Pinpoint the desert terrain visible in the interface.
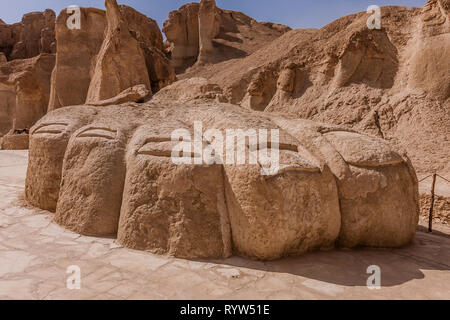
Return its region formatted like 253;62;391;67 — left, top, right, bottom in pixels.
0;0;449;300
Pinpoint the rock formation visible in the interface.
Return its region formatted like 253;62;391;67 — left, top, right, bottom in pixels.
0;0;445;260
0;10;55;61
86;84;150;107
49;2;175;111
25;96;419;260
119;5;176;93
197;0;221;65
47;8;107;111
179;1;450;177
85;0;151;104
163;3;200;73
163;0;290;72
0;54;55;149
0;21;22;60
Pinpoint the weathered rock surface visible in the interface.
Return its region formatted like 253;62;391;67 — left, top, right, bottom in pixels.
163;3;200;73
85;0;151;104
0;54;55;140
86;84;150;106
0;22;22;60
0;10;56;61
180;1;450;177
49;2;175;110
197;0;221;65
119;5;176;93
0;130;29;150
25;99;419;260
163;0;290;73
48;7;107;111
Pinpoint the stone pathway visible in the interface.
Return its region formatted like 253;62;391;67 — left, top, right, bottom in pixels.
0;150;449;300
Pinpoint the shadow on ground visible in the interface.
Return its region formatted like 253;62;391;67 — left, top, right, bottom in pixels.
204;231;450;287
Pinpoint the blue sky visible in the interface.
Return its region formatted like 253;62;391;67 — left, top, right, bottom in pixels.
1;0;427;29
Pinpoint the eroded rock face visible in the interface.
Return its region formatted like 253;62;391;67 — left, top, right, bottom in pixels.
9;10;56;61
197;0;221;65
409;0;450;101
48;8;107;111
119;5;176;93
0;54;55;143
86;84;150;106
49;2;175;110
26;100;419;260
0;22;22;60
163;0;290;72
163;3;200;72
181;1;449;177
86;0;151;104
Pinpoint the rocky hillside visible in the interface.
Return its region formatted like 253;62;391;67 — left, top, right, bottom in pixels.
179;0;450;177
0;0;448;178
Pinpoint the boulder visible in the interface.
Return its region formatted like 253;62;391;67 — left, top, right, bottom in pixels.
86;84;150;106
1;130;29;150
26;100;419;260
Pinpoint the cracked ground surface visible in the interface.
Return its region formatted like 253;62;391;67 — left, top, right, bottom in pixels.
0;150;449;300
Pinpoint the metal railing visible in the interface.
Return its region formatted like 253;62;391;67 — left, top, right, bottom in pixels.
419;173;450;232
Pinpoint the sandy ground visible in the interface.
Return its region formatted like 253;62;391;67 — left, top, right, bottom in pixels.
0;150;449;300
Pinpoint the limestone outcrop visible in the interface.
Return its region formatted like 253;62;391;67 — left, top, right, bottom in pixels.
163;3;200;73
85;0;151;104
47;8;107;111
0;54;55;148
119;5;175;93
0;10;55;61
197;0;221;65
180;1;450;177
86;84;150;106
49;2;175;110
163;0;290;72
25;99;419;260
0;22;22;60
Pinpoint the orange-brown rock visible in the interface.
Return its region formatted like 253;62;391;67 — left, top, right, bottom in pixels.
86;84;150;106
85;0;151;104
26;99;419;260
0;22;22;60
163;3;200;73
119;5;176;93
48;8;107;111
0;54;55;142
1;130;29;150
49;3;174;110
180;1;450;177
163;1;290;73
9;10;56;60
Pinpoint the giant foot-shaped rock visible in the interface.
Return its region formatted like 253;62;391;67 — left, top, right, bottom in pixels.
272;117;420;248
26;101;419;260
